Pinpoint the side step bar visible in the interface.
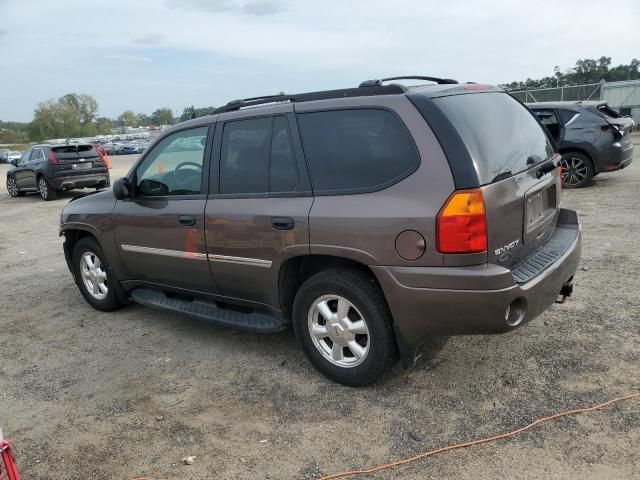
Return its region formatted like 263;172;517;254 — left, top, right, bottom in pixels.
130;288;286;333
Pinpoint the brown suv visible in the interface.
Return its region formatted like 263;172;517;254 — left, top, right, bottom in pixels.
60;76;581;385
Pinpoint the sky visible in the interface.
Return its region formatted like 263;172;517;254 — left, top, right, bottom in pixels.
0;0;639;122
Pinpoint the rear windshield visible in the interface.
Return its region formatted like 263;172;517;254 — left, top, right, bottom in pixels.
433;93;554;184
51;145;99;157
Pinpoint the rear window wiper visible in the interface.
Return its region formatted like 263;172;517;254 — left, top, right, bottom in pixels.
491;171;512;183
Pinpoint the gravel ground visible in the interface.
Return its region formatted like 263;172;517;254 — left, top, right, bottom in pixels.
1;144;639;480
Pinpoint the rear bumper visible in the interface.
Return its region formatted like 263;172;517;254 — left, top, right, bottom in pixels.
372;208;581;365
600;141;633;171
51;173;110;190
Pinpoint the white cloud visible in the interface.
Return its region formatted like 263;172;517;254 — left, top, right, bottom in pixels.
106;54;153;64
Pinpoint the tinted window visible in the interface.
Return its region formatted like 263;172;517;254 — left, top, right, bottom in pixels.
220;116;298;195
270;116;298;192
297;109;419;193
136;126;208;196
434;93;554;184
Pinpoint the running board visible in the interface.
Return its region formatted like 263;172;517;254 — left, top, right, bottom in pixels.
130;288;286;333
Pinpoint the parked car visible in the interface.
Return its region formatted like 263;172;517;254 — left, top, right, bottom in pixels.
0;150;20;164
527;101;634;187
6;144;110;200
120;144;145;155
60;77;581;385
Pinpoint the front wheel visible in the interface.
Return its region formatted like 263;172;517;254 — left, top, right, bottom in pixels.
38;176;58;201
293;268;397;386
6;176;24;197
560;152;594;188
72;237;123;311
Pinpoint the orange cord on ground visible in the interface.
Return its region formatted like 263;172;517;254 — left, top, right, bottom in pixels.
319;392;640;480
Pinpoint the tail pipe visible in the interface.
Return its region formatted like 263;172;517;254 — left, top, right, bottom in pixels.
556;277;574;304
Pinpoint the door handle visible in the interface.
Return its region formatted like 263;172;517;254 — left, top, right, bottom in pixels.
178;215;197;226
271;217;295;230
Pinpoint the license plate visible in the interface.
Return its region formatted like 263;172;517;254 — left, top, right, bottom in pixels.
525;184;556;232
72;162;92;170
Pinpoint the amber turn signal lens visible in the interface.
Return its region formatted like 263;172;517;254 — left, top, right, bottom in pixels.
436;189;487;254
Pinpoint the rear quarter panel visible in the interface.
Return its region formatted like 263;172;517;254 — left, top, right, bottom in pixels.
298;95;454;267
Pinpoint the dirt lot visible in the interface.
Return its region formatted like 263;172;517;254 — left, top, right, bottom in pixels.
1;144;639;480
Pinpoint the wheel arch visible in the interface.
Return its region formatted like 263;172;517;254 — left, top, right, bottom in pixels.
278;254;385;321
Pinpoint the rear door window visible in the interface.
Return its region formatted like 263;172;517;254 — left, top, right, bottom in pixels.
219;116;299;195
297;109;419;194
531;109;561;142
558;108;579;125
433;93;554;184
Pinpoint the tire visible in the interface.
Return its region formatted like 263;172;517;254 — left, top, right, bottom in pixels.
38;175;58;201
560;152;594;188
292;268;397;386
6;176;24;197
72;237;123;311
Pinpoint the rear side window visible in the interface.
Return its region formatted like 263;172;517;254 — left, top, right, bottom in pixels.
434;93;554;184
220;116;298;195
297;109;419;194
558;109;578;124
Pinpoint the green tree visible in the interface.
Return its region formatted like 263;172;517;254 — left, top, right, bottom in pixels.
152;107;174;126
95;117;112;134
502;57;640;91
27;93;101;141
136;113;151;127
118;110;138;127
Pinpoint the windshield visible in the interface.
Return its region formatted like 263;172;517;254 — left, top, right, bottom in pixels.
433;92;554;184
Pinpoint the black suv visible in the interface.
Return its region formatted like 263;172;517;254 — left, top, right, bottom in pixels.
527;101;634;187
6;144;110;200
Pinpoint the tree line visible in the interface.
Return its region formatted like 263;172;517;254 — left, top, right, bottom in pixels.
500;57;640;91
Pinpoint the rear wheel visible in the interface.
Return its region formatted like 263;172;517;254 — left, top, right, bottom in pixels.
292;268;397;386
560;152;593;188
6;176;24;197
38;175;58;201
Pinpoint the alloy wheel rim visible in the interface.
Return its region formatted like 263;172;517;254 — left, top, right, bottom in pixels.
80;251;108;300
7;177;18;196
307;294;370;368
39;178;48;199
560;157;588;186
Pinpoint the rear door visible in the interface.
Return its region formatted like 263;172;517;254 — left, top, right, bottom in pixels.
204;106;313;309
432;92;559;268
113;124;219;294
23;148;46;188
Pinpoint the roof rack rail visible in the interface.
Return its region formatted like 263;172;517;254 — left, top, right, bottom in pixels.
214;84;407;114
359;75;458;87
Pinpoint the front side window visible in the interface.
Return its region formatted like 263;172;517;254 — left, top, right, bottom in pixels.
219;116;298;195
135;126;209;196
297;109;419;194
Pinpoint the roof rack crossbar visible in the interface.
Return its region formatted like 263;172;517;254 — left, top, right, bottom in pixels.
214;85;407;114
359;75;459;87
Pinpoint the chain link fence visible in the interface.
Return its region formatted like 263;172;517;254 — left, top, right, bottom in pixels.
509;83;602;103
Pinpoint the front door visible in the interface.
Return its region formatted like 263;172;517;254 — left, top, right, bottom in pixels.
113;124;219;295
13;149;33;188
205;111;313;309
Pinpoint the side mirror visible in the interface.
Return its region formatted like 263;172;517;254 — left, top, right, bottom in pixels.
113;177;131;200
10;159;18;166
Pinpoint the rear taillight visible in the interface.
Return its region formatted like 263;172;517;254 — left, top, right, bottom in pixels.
437;189;487;254
48;150;58;165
